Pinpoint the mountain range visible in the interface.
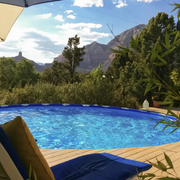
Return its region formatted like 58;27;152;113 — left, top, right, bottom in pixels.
12;24;146;72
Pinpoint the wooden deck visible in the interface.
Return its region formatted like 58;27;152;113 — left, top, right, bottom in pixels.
41;107;180;179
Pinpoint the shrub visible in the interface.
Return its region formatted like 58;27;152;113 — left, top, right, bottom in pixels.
0;80;141;109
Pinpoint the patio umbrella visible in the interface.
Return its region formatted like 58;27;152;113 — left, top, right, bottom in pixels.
0;0;61;42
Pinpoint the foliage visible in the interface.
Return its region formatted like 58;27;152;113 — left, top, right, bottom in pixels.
110;34;153;106
138;153;179;180
118;60;153;107
110;3;180;179
15;59;39;88
170;68;180;91
140;5;180;179
0;89;9;105
0;79;141;108
120;4;180;130
57;79;113;105
110;13;179;107
0;57;39;90
112;12;180;104
0;34;143;108
139;12;180;91
73;71;87;83
111;3;180;180
62;35;85;83
106;53;131;79
87;64;104;81
0;57;16;90
141;29;180;132
40;61;69;85
2;83;62;104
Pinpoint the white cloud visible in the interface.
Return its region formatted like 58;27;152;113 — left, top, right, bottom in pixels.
112;0;116;4
137;0;154;3
56;23;102;30
56;23;109;46
55;15;64;22
73;0;103;7
0;23;109;63
115;0;128;8
37;13;52;19
0;27;65;63
67;15;76;19
64;10;73;14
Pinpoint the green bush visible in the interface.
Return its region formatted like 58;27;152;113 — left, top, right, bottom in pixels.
0;80;141;108
1;83;62;105
57;79;116;105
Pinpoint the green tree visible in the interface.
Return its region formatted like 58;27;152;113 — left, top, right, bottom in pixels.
139;12;180;87
39;68;52;84
109;34;153;107
73;71;87;83
15;59;39;88
87;64;104;81
0;57;16;90
118;60;152;108
62;35;85;83
106;53;131;79
112;12;180;102
40;61;69;85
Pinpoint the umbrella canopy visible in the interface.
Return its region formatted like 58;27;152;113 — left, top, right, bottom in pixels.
0;0;61;7
0;3;23;42
0;0;61;42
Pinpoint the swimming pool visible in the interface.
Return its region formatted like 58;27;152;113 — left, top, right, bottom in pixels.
0;104;179;149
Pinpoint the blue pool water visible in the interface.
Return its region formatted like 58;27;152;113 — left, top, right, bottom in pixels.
0;104;179;149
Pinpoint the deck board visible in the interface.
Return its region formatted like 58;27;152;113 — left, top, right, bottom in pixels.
41;108;180;179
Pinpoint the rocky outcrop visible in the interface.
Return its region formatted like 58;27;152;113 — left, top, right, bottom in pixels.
12;52;46;72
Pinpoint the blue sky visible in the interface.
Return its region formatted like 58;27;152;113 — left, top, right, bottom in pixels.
0;0;179;63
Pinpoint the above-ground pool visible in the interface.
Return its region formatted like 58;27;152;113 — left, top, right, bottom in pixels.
0;104;179;149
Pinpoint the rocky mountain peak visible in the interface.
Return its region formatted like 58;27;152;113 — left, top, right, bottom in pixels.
12;52;46;72
81;24;146;71
107;24;146;49
92;41;97;45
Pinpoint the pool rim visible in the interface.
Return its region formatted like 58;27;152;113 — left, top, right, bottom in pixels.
0;103;176;120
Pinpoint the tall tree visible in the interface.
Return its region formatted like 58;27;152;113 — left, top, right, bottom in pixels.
112;12;180;102
62;35;85;83
139;12;175;57
139;12;179;86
